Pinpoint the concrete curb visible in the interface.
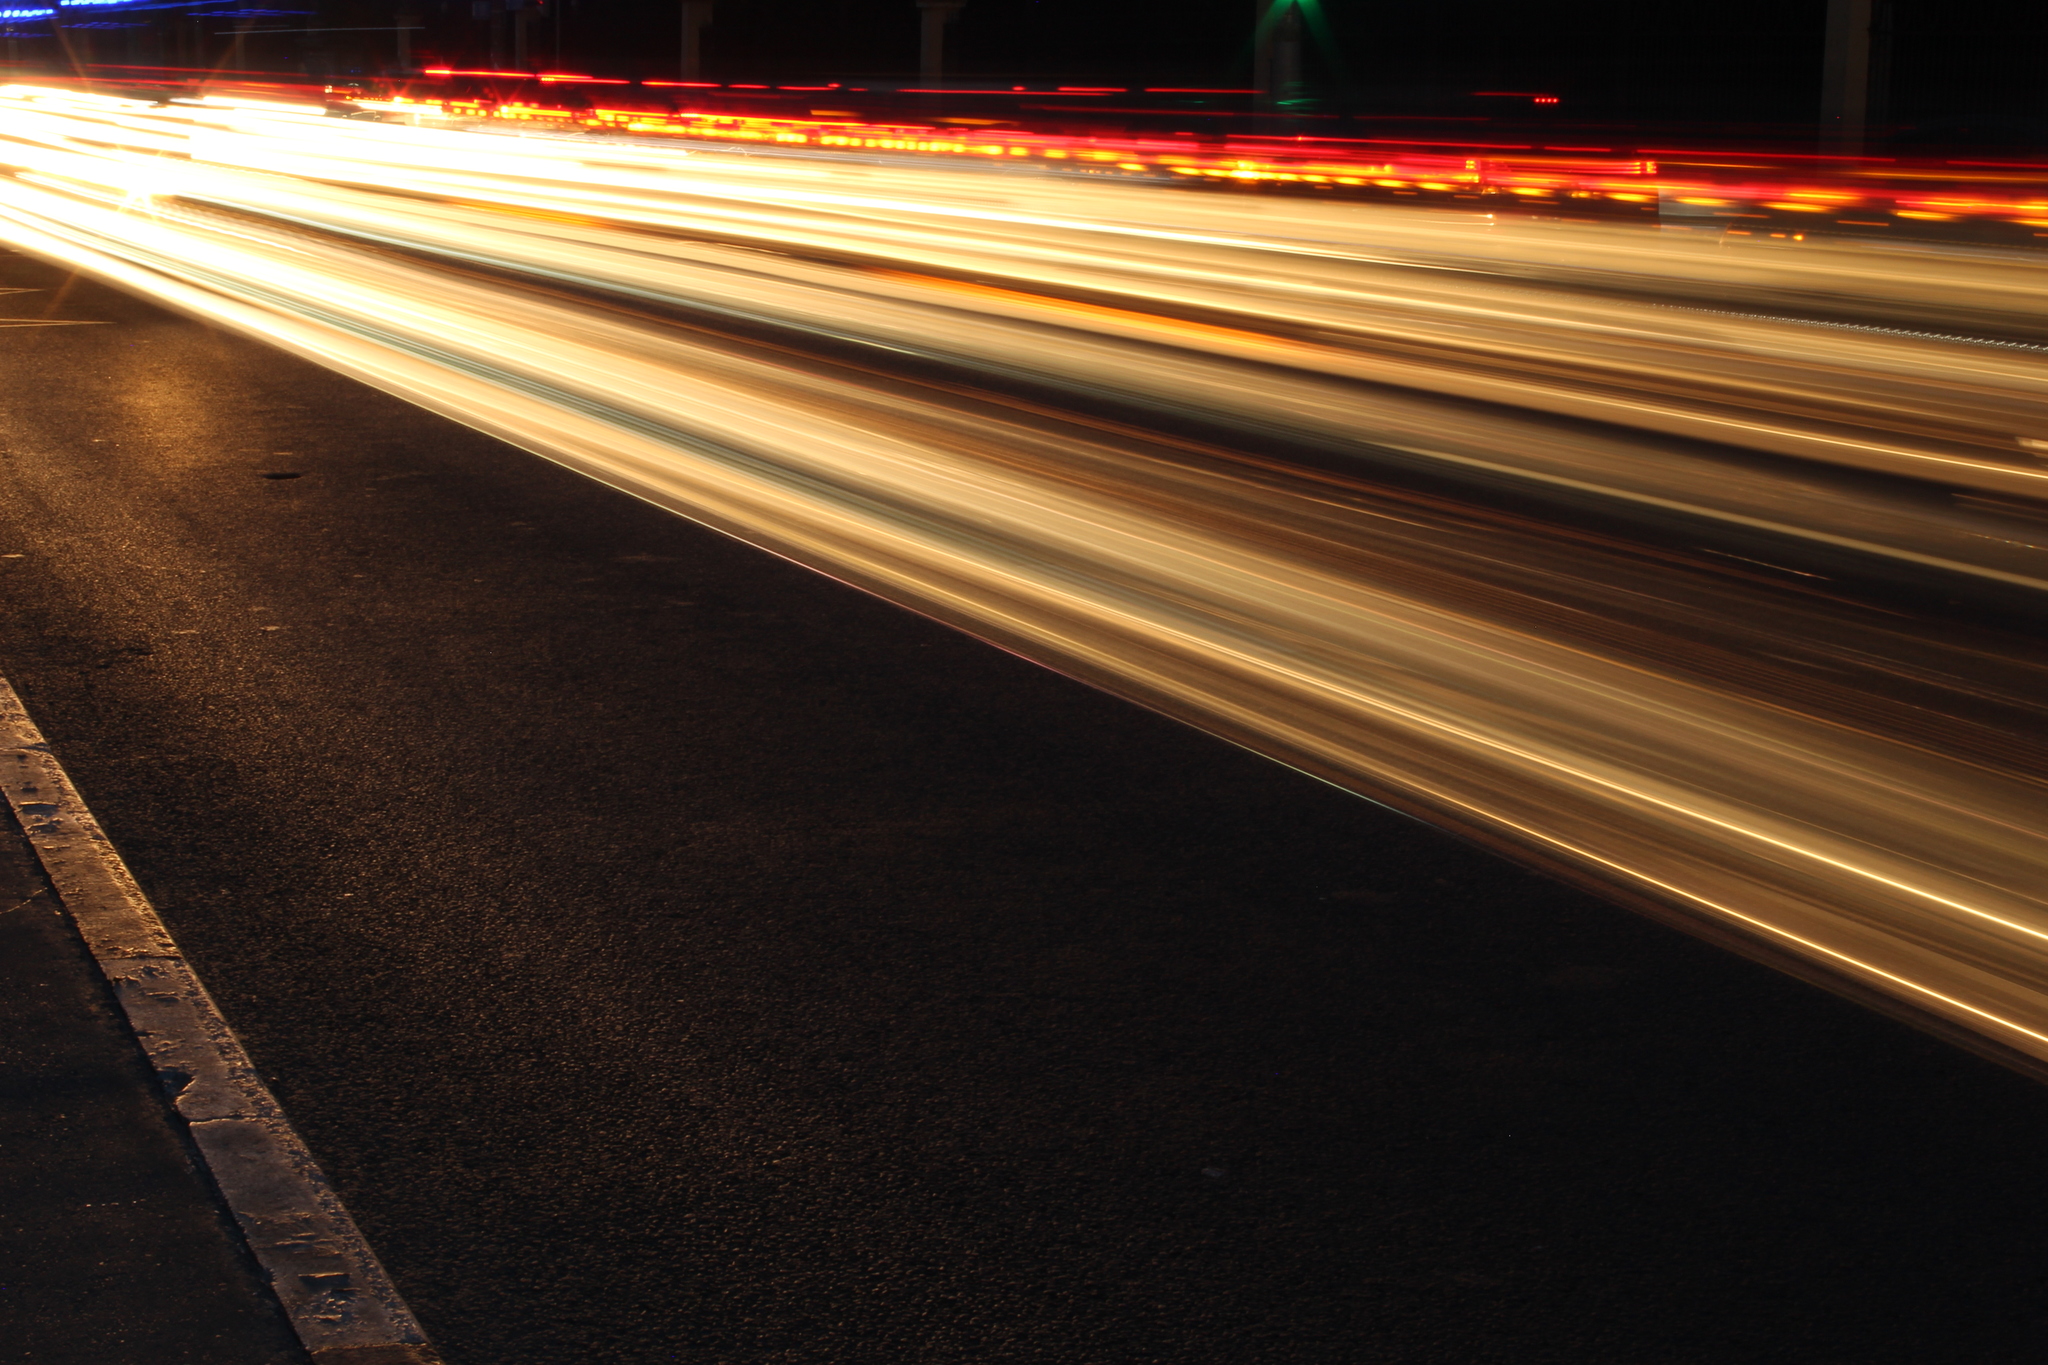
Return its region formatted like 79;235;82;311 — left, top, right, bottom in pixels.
0;675;441;1365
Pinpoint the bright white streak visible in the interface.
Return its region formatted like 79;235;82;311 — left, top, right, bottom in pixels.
4;86;2048;1066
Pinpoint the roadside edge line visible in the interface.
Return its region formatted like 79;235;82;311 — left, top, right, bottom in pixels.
0;673;442;1365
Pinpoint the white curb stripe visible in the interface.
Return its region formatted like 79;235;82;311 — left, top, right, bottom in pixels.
0;674;441;1365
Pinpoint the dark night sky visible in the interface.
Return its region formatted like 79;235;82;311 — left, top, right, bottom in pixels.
54;0;2040;134
431;0;2037;126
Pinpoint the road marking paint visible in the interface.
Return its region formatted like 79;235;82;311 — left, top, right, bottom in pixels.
0;672;442;1365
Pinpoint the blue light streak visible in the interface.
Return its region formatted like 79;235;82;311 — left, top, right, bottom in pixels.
0;1;317;22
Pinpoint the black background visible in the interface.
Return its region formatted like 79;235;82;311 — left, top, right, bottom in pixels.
372;0;2031;126
13;0;2047;131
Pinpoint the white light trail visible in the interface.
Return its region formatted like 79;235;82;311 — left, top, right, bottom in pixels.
5;84;2048;1069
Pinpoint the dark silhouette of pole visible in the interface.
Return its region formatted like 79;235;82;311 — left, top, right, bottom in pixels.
1253;0;1305;114
1253;0;1270;108
681;0;713;81
917;0;962;87
1820;0;1891;156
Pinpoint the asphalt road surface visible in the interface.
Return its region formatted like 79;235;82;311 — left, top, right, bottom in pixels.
7;247;2048;1364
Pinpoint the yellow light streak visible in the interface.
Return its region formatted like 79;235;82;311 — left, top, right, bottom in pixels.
5;85;2048;1068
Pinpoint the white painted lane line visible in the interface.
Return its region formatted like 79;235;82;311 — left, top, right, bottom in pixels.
0;673;442;1365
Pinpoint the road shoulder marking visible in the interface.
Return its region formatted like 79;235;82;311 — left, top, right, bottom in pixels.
0;673;442;1365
